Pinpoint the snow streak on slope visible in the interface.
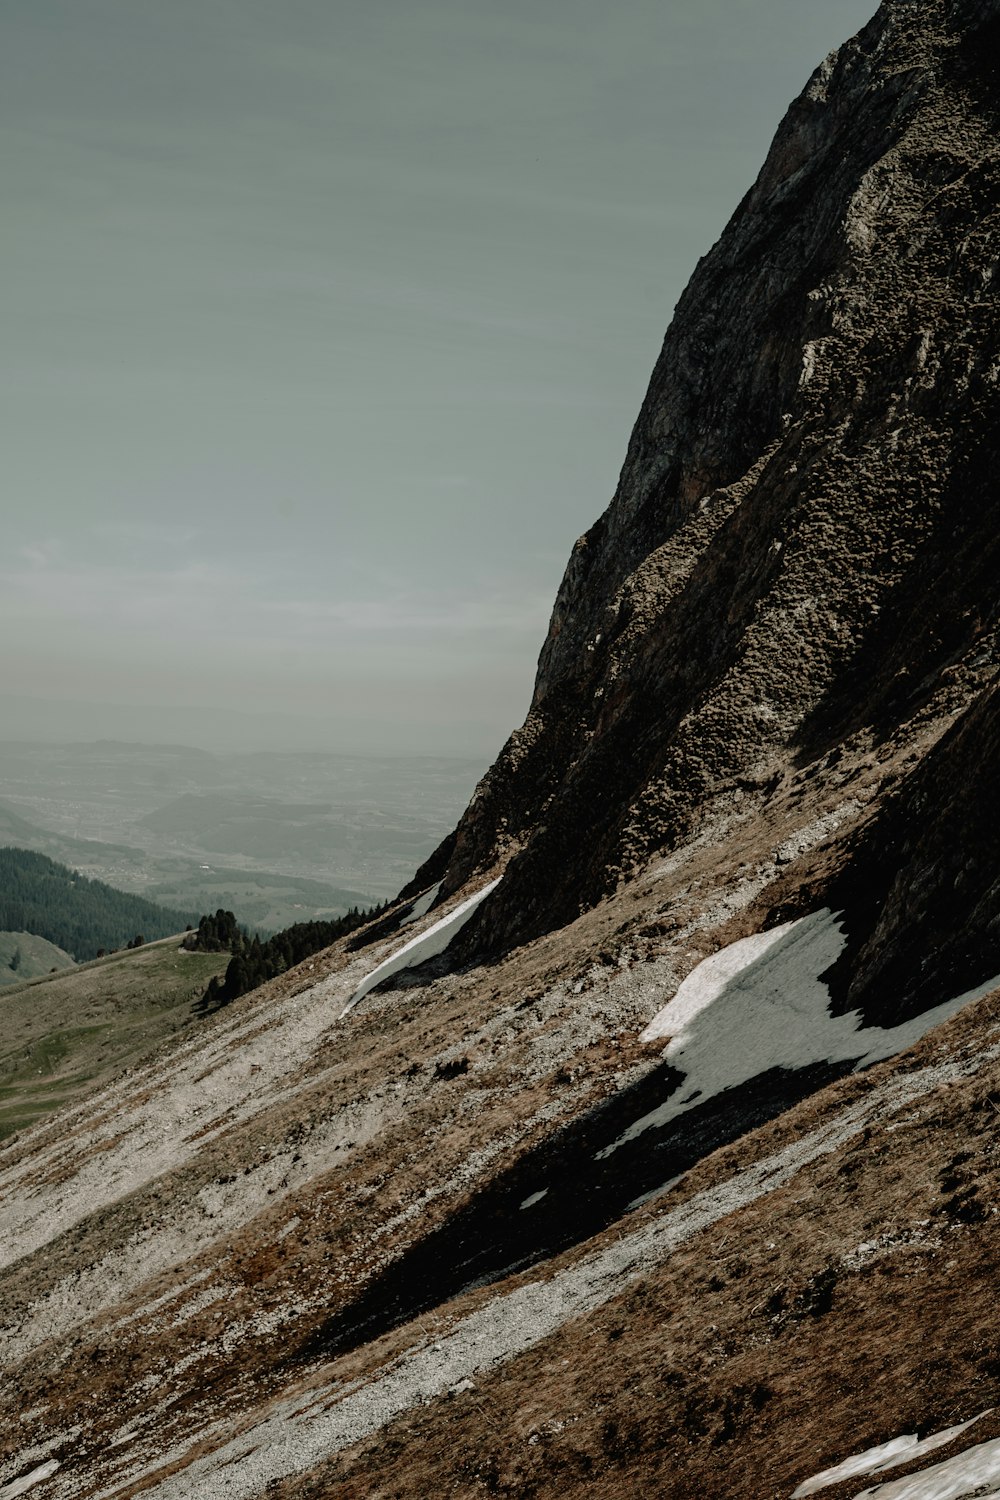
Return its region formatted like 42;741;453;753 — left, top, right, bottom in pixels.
853;1433;1000;1498
600;911;1000;1157
0;1461;61;1498
340;879;500;1016
793;1413;991;1495
400;881;442;926
71;1042;1000;1500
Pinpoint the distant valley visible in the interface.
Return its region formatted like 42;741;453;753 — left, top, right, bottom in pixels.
0;739;483;932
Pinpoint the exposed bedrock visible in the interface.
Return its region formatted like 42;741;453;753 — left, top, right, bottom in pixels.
405;0;1000;997
830;680;1000;1024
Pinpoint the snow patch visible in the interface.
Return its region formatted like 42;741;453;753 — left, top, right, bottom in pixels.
853;1431;1000;1499
401;881;442;926
0;1461;61;1497
340;880;500;1017
600;910;1000;1158
793;1412;991;1495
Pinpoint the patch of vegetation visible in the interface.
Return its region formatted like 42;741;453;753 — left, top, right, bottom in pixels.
0;847;197;960
0;939;230;1140
182;908;245;953
0;930;75;986
200;904;386;1012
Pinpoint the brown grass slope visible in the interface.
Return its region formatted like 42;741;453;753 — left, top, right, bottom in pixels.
268;993;1000;1500
4;2;1000;1498
0;726;996;1499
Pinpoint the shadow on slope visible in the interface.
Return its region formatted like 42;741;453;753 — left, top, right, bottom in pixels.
293;909;1000;1367
294;1056;849;1368
294;915;873;1366
822;683;1000;1028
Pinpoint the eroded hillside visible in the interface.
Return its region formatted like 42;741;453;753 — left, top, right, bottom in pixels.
4;2;1000;1497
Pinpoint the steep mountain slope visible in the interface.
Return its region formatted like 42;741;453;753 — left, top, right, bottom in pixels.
4;2;1000;1497
414;0;1000;1008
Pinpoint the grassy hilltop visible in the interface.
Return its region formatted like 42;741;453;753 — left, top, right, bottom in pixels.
0;929;75;986
0;938;229;1140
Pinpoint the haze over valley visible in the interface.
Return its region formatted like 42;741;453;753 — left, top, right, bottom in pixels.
0;738;483;931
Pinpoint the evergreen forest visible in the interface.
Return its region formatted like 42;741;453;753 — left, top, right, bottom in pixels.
0;847;198;961
199;904;385;1011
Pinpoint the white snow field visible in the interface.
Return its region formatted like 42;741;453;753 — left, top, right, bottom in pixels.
0;1460;61;1498
600;909;1000;1157
339;878;500;1016
793;1412;991;1495
400;881;443;926
853;1432;1000;1498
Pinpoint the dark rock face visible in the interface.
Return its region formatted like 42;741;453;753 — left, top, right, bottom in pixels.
834;681;1000;1024
423;0;1000;992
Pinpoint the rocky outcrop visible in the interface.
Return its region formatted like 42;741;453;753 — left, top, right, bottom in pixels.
425;0;1000;989
7;5;1000;1499
831;679;1000;1024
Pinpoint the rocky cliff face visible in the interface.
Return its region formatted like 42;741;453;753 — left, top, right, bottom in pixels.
419;0;1000;1009
5;3;1000;1498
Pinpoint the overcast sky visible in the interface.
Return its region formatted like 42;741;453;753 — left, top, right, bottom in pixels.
2;0;878;758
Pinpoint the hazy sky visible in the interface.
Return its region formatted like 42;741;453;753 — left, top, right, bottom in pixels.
2;0;877;758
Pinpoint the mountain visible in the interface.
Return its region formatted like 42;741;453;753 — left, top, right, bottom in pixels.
0;848;197;960
408;0;1000;1018
4;2;1000;1497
